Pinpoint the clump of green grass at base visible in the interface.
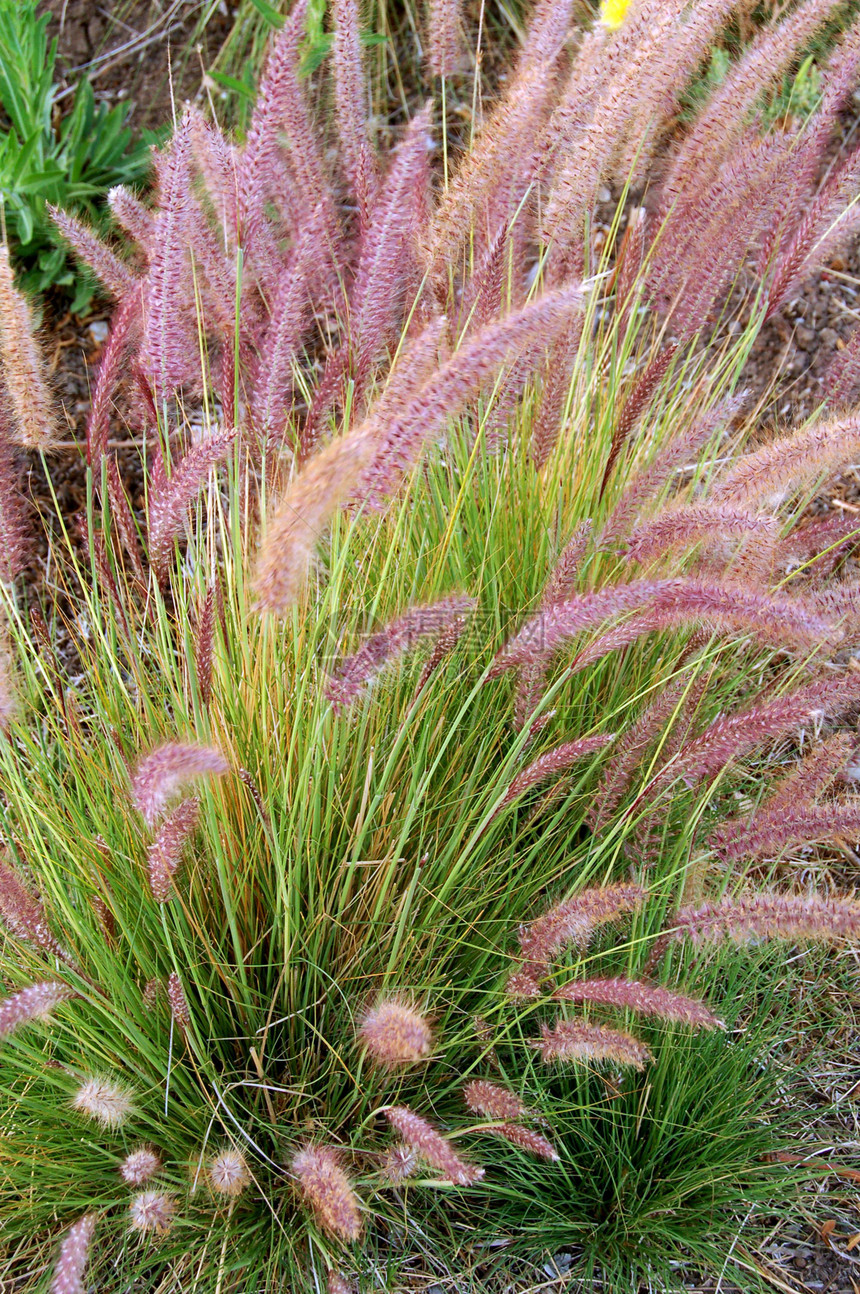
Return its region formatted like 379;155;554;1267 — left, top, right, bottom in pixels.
0;316;841;1290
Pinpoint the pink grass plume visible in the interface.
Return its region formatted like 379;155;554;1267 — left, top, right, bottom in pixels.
209;1147;250;1197
481;1123;560;1161
291;1144;363;1240
0;856;62;956
49;205;138;301
326;595;474;713
384;1106;484;1185
50;1213;96;1294
0;981;73;1038
147;797;201;902
495;734;615;815
131;741;229;828
147;427;236;582
463;1080;530;1122
121;1147;162;1186
552;977;723;1028
72;1077;134;1129
0;246;56;449
672;892;860;946
537;1017;652;1069
129;1192;176;1234
358;999;433;1068
518;882;645;963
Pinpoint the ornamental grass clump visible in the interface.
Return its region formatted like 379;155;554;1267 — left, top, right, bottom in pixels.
3;0;860;1289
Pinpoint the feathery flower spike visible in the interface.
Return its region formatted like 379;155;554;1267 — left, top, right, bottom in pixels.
519;882;645;963
0;981;73;1038
482;1123;560;1161
50;1213;96;1294
380;1143;420;1184
131;742;228;828
358;999;433;1067
384;1106;484;1185
121;1147;162;1186
538;1018;652;1069
428;0;464;76
496;734;615;814
0;856;62;956
147;797;200;902
72;1077;134;1128
463;1080;530;1122
326;595;474;713
672;893;860;945
147;428;236;581
253;430;374;613
291;1144;363;1240
0;246;56;448
167;972;190;1032
552;977;723;1028
328;1273;354;1294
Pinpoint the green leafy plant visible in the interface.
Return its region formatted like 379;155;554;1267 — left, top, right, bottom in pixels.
0;0;150;308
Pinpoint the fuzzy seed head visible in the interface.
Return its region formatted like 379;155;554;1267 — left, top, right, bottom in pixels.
72;1077;134;1128
50;1213;96;1294
131;741;228;828
380;1143;420;1184
358;999;433;1068
537;1018;652;1070
485;1122;560;1161
129;1191;176;1234
167;972;190;1031
209;1147;250;1197
291;1144;363;1240
384;1106;484;1185
327;1273;354;1294
463;1080;530;1122
0;981;73;1037
121;1147;161;1186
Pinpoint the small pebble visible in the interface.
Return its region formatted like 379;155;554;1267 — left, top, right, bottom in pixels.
87;321;109;345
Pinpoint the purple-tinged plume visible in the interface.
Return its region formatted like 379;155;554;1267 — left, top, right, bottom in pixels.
131;741;228;828
652;673;860;796
85;288;142;467
0;402;31;582
553;976;722;1028
710;798;860;865
537;1017;652;1069
384;1106;484;1185
147;427;235;582
671;893;860;945
362;285;583;504
105;454;146;588
358;999;433;1068
253;430;374;612
348;107;433;400
380;1143;420;1184
325;595;474;714
602;348;677;496
506;963;544;998
625;506;779;575
140;112;199;401
710;414;860;508
108;185;156;252
463;1080;530;1122
0;981;73;1038
490;578;839;680
167;972;190;1032
332;0;377;225
428;0;464;76
49;205;137;301
765;732;853;815
518;882;645;964
0;857;62;956
481;1123;560;1161
49;1213;96;1294
599;394;744;545
327;1272;354;1294
291;1144;363;1240
0;246;56;448
495;734;615;814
